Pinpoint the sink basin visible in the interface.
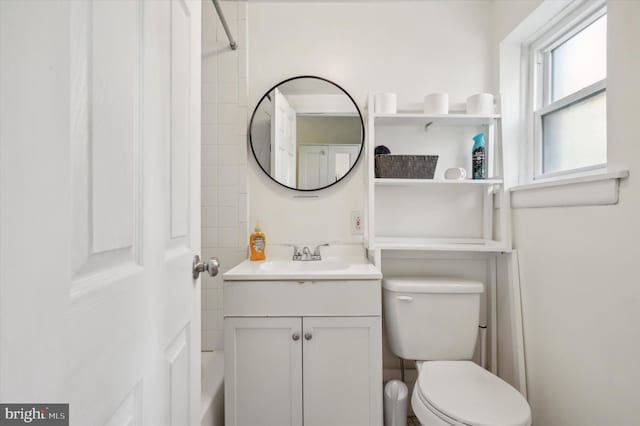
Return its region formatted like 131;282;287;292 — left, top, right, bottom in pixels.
258;259;349;273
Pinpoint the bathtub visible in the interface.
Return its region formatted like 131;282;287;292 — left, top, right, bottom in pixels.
201;351;224;426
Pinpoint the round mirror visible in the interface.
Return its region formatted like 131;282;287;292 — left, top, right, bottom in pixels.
249;76;364;191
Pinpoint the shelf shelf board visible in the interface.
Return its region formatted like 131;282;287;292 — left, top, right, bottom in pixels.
374;237;511;252
374;113;500;126
375;178;503;186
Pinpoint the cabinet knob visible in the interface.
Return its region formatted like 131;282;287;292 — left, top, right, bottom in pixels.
292;333;300;341
304;332;312;341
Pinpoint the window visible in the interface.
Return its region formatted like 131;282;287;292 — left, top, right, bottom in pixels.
530;3;607;179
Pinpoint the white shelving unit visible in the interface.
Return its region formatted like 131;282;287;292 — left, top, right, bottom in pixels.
375;178;504;186
365;94;512;255
364;98;528;394
374;113;500;126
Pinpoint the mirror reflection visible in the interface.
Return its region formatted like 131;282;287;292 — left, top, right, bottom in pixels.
249;76;364;191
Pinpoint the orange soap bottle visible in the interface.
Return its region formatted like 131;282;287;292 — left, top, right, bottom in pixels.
249;221;266;261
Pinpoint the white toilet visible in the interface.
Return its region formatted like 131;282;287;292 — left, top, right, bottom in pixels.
383;277;531;426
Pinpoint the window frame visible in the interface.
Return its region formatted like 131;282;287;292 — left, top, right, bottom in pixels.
527;0;607;181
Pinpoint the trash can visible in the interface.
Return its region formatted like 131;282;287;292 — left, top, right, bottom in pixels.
384;380;408;426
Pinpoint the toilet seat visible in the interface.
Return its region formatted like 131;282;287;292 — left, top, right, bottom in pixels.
414;361;531;426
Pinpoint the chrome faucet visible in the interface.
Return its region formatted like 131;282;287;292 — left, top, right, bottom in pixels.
291;243;329;261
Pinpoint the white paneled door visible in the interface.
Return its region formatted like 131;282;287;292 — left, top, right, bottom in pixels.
271;88;297;187
0;1;203;425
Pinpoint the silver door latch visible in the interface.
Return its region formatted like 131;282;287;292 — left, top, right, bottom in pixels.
192;255;220;279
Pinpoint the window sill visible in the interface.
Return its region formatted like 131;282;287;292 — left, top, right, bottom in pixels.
509;169;629;208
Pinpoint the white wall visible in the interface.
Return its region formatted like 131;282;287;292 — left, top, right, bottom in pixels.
248;0;494;244
497;1;640;424
201;0;249;351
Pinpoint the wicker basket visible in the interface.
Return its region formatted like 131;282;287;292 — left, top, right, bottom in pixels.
375;155;439;179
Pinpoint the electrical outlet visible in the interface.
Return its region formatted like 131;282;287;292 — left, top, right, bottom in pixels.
351;210;363;235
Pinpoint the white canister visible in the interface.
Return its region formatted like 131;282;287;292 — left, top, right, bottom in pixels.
466;93;494;115
424;93;449;115
374;93;397;114
444;167;467;180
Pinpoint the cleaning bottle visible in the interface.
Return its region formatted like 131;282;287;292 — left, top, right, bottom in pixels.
472;133;486;180
249;221;266;261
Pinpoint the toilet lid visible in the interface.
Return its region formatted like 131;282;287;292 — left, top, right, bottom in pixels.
416;361;531;426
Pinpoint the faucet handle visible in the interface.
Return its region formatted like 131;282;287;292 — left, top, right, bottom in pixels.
286;244;302;259
313;243;329;256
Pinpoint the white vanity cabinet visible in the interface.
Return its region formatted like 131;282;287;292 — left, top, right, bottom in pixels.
224;317;303;426
302;316;381;426
223;276;383;426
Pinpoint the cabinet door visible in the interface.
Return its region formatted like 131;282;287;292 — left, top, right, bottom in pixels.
225;317;303;426
303;316;383;426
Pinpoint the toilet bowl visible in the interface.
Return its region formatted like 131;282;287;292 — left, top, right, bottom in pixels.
411;361;530;426
382;277;532;426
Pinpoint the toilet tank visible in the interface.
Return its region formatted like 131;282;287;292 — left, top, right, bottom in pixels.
383;277;483;361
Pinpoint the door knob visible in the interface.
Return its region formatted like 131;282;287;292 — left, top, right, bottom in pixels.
292;332;300;341
192;255;220;279
304;332;312;341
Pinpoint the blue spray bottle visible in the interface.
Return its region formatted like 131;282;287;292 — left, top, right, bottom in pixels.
472;133;486;180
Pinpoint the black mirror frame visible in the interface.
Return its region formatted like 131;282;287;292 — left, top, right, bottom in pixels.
248;75;365;192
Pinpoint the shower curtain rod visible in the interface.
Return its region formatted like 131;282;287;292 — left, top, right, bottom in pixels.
211;0;238;50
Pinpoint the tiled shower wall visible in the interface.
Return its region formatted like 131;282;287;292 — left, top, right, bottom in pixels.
201;0;249;351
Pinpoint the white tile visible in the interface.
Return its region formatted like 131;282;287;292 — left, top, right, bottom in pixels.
209;248;247;272
217;19;238;45
202;82;217;104
202;288;220;310
201;273;223;289
218;50;239;79
219;227;238;248
218;187;239;207
202;309;220;330
202;206;218;227
239;142;248;165
238;2;247;20
237;164;248;192
202;165;218;187
219;81;238;104
238;119;247;136
208;330;224;351
238;48;248;78
219;144;242;165
238;225;248;249
218;166;239;187
201;0;217;39
236;19;247;50
202;102;217;125
217;125;237;144
217;104;233;125
200;329;219;351
202;124;217;145
202;227;219;248
238;194;248;222
202;56;217;83
202;187;218;206
238;78;248;106
202;145;218;165
219;2;238;26
223;127;247;147
219;206;238;227
218;104;244;125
